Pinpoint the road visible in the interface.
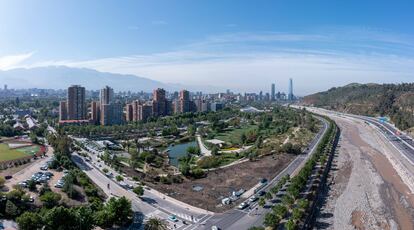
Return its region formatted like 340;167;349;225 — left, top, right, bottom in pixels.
305;107;414;230
198;116;329;230
72;150;212;230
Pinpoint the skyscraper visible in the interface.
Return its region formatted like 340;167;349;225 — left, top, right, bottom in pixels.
99;86;122;125
178;89;190;113
59;101;67;121
67;85;86;120
152;88;168;117
90;101;100;124
271;83;275;101
288;78;294;101
100;86;114;105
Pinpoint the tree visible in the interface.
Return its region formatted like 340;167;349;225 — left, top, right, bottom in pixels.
211;145;219;156
292;207;303;221
116;175;124;182
40;191;61;208
27;179;37;191
263;212;280;228
255;135;263;148
258;197;266;208
240;133;247;145
104;197;133;227
297;199;309;210
265;191;272;200
285;219;296;230
282;194;295;208
186;146;200;155
0;176;5;187
133;186;144;197
5;200;19;217
16;212;43;230
76;206;95;230
273;204;288;218
43;206;78;230
144;217;168;230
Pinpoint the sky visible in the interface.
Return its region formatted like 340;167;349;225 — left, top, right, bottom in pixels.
0;0;414;95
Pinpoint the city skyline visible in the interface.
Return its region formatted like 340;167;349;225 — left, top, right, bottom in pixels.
0;1;414;94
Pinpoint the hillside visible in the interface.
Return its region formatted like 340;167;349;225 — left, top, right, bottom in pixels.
303;83;414;131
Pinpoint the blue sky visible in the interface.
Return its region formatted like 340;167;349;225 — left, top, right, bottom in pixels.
1;0;414;94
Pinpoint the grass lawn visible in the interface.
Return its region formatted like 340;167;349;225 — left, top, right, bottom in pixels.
215;124;258;144
16;145;40;155
0;143;31;162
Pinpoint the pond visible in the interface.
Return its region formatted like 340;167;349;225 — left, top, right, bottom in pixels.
167;141;198;167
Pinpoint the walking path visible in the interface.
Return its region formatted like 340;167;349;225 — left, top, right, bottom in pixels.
196;134;211;156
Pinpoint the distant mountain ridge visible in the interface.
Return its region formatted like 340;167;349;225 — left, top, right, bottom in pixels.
0;66;220;92
302;82;414;131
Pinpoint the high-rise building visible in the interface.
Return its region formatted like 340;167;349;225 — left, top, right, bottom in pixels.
59;101;67;121
138;104;153;121
288;78;294;100
99;86;122;125
100;86;114;105
125;103;134;122
271;83;276;101
152;88;168;117
67;85;86;120
90;101;100;124
178;90;190;113
4;85;7;91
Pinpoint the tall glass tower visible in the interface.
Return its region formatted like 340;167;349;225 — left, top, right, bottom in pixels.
288;78;294;100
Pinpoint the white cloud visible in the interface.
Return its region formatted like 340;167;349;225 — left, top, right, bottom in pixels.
0;52;34;70
18;31;414;94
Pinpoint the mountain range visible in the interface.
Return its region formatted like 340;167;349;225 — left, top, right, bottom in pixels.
0;66;221;92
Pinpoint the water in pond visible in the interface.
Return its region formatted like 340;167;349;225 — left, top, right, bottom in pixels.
167;141;198;167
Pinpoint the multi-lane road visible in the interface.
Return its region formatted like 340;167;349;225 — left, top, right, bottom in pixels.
68;115;330;230
199;116;329;230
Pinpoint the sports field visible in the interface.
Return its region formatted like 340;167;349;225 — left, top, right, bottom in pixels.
0;143;33;162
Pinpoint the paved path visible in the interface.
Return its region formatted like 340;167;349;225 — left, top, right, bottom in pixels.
196;134;211;156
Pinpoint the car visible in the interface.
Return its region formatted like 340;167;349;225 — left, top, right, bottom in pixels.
168;215;178;222
249;195;258;203
18;182;28;188
260;178;268;184
44;172;54;177
258;191;266;196
105;172;113;178
54;181;64;188
237;202;248;210
211;226;220;230
4;175;12;180
40;165;48;171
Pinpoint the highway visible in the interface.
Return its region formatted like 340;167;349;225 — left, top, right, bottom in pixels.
308;108;414;166
198;116;329;230
64;116;330;230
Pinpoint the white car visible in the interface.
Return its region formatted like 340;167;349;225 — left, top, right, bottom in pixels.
237;202;248;210
249;195;258;203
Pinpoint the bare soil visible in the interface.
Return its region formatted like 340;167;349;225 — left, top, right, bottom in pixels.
121;153;296;212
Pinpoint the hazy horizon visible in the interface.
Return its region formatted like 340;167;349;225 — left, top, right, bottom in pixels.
1;0;413;95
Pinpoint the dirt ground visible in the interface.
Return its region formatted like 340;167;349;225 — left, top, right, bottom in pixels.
141;153;295;212
313;113;414;230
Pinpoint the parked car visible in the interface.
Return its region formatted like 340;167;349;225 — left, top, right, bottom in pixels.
249;195;258;203
258;191;266;196
4;175;12;180
40;165;48;171
237;202;248;210
168;215;178;222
